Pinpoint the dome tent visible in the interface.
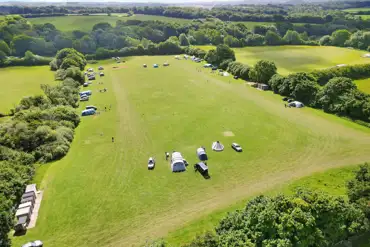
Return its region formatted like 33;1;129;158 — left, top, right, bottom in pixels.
196;147;208;161
212;141;224;152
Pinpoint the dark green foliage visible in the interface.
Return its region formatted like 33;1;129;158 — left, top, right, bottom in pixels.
0;46;85;244
188;191;369;247
264;30;283;45
347;163;370;219
0;40;10;55
269;72;319;106
245;34;265;46
204;44;235;66
249;60;277;84
283;30;303;45
184;47;206;59
331;29;351;47
311;64;370;86
227;61;251;80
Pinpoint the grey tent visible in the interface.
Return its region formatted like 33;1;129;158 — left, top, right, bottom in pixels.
171;152;186;172
288;101;304;108
196;147;208;161
212;141;224;152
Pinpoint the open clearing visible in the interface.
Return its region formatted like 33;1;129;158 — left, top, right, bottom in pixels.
28;14;192;31
355;78;370;94
234;46;370;75
12;55;370;247
0;65;54;114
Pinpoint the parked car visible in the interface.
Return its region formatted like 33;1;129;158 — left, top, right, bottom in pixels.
231;143;242;152
148;157;155;170
22;240;43;247
233;76;238;79
287;99;294;103
80;96;89;102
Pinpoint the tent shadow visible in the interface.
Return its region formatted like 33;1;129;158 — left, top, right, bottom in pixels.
13;229;27;236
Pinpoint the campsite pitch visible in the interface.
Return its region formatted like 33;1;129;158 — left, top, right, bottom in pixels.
12;55;370;247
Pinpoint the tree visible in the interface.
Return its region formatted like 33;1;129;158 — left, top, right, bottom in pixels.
212;191;369;247
245;34;265;46
288;72;319;105
331;29;351;47
0;40;10;55
319;35;332;46
53;34;73;50
0;51;6;65
264;30;283;45
249;60;277;84
283;30;303;45
92;22;113;31
11;34;34;56
179;33;189;46
347;163;370;219
204;44;235;66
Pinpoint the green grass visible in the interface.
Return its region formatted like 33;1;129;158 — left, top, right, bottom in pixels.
234;46;370;75
355;78;370;94
12;56;370;247
356;15;370;19
165;165;358;245
0;65;54;114
344;7;370;13
28;14;192;31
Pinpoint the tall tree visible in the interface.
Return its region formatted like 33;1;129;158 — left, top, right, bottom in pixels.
249;60;277;84
331;29;351;47
347;163;370;219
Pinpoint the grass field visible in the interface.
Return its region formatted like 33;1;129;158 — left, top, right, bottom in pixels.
196;45;370;75
233;46;370;75
344;7;370;12
355;78;370;94
12;55;370;247
0;65;54;114
28;14;192;31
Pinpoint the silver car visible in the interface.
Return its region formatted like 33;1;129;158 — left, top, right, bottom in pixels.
231;143;242;152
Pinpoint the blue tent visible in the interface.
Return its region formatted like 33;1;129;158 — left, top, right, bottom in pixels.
153;64;159;68
81;109;96;116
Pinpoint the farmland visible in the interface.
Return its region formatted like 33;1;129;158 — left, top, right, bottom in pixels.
28;14;192;31
0;65;54;114
12;55;370;247
343;7;370;12
196;45;370;75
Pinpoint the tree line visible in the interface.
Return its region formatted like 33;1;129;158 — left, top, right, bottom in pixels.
4;15;370;69
0;48;86;246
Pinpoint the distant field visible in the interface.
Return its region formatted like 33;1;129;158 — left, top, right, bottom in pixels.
232;21;275;29
194;45;370;75
28;14;192;31
0;66;54;114
233;46;370;75
357;15;370;19
355;78;370;94
344;7;370;12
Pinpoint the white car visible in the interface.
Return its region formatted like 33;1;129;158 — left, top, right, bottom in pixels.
148;157;155;170
231;143;242;152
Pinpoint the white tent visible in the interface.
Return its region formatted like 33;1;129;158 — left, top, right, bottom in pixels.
363;54;370;58
204;64;212;68
196;147;208;161
223;72;229;77
171;152;186;172
289;101;304;108
212;141;224;152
